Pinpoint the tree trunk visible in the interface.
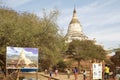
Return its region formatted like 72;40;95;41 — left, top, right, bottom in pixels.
77;60;81;73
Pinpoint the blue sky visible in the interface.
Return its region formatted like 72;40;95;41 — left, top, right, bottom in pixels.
1;0;120;50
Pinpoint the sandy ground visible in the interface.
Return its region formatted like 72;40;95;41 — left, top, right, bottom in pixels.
19;72;115;80
19;72;88;80
0;72;115;80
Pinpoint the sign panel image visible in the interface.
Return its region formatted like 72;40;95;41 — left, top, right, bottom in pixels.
6;47;38;70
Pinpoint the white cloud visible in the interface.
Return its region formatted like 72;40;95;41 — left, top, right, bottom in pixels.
24;50;38;57
89;31;120;41
7;47;38;57
77;0;120;28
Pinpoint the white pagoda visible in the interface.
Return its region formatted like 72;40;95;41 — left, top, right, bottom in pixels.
65;8;88;43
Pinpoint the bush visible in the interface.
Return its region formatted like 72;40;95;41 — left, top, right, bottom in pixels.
57;60;67;72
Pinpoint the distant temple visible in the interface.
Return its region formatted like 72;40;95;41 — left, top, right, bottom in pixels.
17;50;33;67
65;8;88;43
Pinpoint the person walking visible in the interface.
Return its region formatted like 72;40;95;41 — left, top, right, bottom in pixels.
44;69;48;74
55;68;58;77
104;64;110;80
48;70;52;80
66;68;71;79
83;70;86;80
73;67;78;80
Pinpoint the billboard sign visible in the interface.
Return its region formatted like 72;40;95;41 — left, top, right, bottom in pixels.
6;47;38;70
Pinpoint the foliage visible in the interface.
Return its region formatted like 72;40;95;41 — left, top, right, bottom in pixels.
66;40;107;71
113;48;120;52
67;40;107;60
111;51;120;67
0;7;65;71
57;60;67;72
0;54;5;75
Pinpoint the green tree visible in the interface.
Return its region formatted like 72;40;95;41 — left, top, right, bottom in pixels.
66;40;107;71
111;50;120;67
0;7;64;71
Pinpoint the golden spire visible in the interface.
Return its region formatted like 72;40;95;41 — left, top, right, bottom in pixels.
73;4;76;13
70;6;80;24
